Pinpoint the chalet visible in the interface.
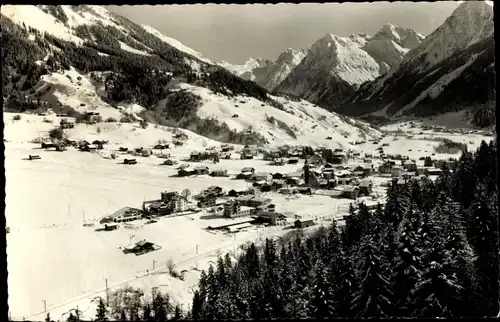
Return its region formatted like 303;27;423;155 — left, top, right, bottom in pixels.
263;150;282;161
178;168;196;177
272;158;286;166
55;143;67;152
119;147;128;152
41;142;56;149
358;179;373;196
241;167;256;174
391;166;404;177
260;184;272;192
194;166;210;175
286;177;301;186
272;172;286;180
331;152;347;164
278;187;294;195
294;219;315;229
197;194;217;208
353;164;373;176
190;152;201;161
342;186;360;199
210;169;228;177
425;168;443;176
227;189;242;197
124;240;159;255
240;150;254;160
402;160;418;172
288;157;299;164
162;159;178;166
235;196;272;208
403;172;418;180
378;161;395;174
124;159;137;165
296;187;312;195
255;203;276;214
252;172;272;182
255;212;287;226
271;180;285;190
103;223;119;231
309;154;323;166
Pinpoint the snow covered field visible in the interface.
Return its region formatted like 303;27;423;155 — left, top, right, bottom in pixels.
5;112;493;320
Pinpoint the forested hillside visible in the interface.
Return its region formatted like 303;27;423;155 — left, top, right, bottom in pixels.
1;7;298;145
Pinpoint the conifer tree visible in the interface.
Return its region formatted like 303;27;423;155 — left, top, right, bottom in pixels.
468;184;500;316
351;237;394;318
95;298;108;321
171;305;182;320
410;260;464;318
45;312;51;322
452;150;477;208
142;304;153;321
384;182;410;227
309;263;335;319
392;210;423;316
191;291;203;320
67;312;76;322
152;292;168;322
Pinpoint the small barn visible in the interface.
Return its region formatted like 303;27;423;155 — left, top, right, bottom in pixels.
178;168;196;177
342;186;360;200
294;219;315;229
210;169;228;177
252;173;272;182
194;166;210;175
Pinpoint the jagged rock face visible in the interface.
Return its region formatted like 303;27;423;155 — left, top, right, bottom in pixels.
261;48;307;91
217;49;307;91
339;1;494;123
274;24;424;109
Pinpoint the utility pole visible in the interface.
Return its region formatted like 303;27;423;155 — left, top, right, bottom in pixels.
196;244;199;255
105;278;109;306
42;300;46;313
82;210;85;224
153;260;156;270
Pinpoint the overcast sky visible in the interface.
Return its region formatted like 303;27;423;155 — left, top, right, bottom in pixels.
108;2;461;64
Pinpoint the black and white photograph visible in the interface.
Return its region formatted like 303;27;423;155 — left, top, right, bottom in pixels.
2;1;497;320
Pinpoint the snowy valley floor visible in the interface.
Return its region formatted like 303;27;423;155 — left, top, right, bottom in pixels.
4;114;494;320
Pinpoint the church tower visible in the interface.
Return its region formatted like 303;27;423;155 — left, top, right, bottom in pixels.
303;157;310;185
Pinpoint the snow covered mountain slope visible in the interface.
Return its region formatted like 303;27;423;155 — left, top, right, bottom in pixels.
165;82;380;148
2;5;380;148
217;48;307;91
274;25;423;110
339;1;495;127
218;58;274;83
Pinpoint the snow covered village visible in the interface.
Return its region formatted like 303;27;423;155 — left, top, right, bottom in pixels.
2;2;497;321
